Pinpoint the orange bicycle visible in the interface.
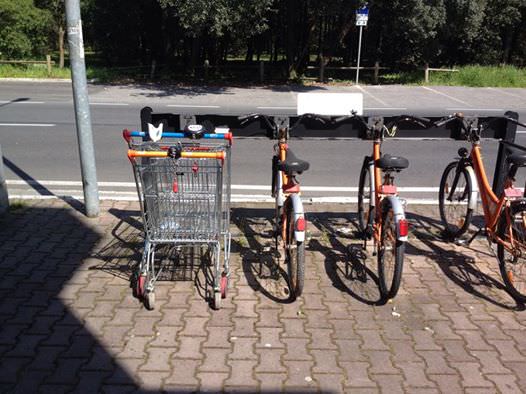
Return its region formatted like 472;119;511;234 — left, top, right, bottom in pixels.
335;113;429;299
437;113;526;302
237;113;328;300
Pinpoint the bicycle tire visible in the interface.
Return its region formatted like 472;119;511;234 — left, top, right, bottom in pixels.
497;200;526;302
439;161;473;238
378;199;404;299
286;202;305;300
358;159;373;234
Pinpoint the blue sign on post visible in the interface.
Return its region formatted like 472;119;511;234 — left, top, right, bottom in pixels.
356;6;369;26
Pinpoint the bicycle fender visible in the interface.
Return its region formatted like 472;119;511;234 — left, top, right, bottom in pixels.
384;196;408;242
464;165;479;211
289;193;306;242
368;159;376;209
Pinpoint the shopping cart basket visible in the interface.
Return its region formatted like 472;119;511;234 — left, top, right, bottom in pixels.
124;127;232;310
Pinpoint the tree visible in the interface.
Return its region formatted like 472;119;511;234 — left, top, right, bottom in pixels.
35;0;65;68
0;0;52;59
370;0;446;68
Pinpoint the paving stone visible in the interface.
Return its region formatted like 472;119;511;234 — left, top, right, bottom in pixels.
229;337;257;360
198;372;229;392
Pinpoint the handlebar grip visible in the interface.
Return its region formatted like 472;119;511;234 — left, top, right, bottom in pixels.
127;149;226;160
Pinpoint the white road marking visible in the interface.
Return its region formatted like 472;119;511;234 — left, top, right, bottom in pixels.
445;108;504;112
365;107;408;111
167;104;221;108
422;86;471;106
516;130;526;134
354;85;390;107
256;106;296;110
6;180;441;193
0;100;45;104
0;123;55;127
486;87;526;99
90;102;129;106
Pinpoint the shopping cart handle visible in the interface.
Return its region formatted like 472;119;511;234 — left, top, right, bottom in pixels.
126;130;232;144
127;149;226;160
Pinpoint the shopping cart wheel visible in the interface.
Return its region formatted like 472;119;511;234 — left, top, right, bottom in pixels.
137;274;146;298
213;291;222;310
144;291;155;310
220;274;228;299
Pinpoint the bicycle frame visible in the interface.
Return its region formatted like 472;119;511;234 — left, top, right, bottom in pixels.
366;137;408;243
274;133;306;243
464;143;523;246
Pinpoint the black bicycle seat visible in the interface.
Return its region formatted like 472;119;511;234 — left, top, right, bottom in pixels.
278;149;310;174
376;154;409;171
507;151;526;167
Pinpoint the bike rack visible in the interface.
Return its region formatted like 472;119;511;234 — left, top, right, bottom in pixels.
140;107;522;198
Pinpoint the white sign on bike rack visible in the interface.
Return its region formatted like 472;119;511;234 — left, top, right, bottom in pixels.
297;93;363;116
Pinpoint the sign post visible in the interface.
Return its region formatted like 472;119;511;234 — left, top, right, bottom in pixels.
355;5;369;85
65;0;100;217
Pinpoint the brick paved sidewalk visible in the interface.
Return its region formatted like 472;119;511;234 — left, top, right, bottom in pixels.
0;199;525;393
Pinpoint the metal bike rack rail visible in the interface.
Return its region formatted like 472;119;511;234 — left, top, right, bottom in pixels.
139;106;521;199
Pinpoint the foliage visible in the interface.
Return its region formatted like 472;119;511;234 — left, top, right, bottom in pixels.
0;0;52;59
1;0;526;81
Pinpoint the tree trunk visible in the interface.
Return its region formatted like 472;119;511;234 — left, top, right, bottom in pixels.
58;26;65;69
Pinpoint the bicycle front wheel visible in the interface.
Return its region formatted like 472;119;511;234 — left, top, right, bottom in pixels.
358;160;373;234
439;161;473;238
378;199;404;299
497;201;526;302
286;203;305;300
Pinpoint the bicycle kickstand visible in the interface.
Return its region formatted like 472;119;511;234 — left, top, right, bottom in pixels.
456;227;484;247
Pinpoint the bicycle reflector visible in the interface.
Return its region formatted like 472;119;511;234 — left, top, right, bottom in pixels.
295;216;306;232
398;218;409;237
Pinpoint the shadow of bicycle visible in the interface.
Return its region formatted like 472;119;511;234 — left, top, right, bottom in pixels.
307;210;384;306
406;210;525;311
231;207;295;304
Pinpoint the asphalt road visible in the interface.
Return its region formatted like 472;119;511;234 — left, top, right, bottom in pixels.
1;80;526;202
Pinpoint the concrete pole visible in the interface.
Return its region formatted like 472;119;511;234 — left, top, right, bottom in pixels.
0;144;9;214
65;0;99;217
355;26;363;85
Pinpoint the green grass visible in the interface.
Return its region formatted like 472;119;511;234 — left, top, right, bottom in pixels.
0;63;71;79
427;65;526;87
2;62;526;87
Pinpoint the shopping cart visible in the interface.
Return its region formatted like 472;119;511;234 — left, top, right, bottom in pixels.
123;127;232;310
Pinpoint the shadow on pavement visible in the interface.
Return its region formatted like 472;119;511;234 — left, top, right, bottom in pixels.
308;211;384;306
2;156;86;215
231;207;295;304
92;208;218;307
407;211;525;311
0;97;30;109
0;205;141;392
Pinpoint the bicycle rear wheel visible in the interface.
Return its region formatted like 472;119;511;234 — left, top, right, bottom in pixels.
286;202;305;300
439;161;473;238
378;199;404;299
497;201;526;302
358;159;373;234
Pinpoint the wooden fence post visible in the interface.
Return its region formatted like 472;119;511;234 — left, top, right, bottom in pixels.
319;55;325;83
374;61;380;84
259;61;264;83
424;63;430;83
204;59;210;81
46;55;52;76
150;59;157;79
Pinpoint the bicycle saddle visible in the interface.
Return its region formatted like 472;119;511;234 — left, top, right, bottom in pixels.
506;151;526;167
376;154;409;171
278;149;310;174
